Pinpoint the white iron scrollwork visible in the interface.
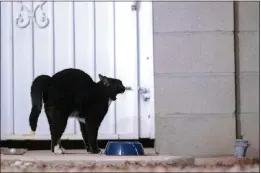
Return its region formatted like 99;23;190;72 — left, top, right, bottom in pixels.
16;1;49;29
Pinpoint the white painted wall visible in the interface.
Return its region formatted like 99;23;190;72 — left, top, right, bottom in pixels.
1;1;154;140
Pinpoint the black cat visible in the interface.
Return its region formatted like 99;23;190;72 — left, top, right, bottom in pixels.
29;68;126;154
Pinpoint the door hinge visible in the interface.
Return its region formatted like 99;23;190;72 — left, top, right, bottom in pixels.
131;1;140;11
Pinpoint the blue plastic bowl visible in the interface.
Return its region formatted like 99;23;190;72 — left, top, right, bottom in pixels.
104;141;145;156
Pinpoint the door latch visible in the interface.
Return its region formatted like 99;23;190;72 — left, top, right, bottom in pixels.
139;87;150;101
125;86;150;101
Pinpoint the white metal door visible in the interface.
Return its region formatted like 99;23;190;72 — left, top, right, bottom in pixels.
1;2;139;140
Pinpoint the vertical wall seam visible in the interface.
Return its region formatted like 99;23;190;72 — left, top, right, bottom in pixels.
136;2;141;137
113;2;116;79
0;2;1;136
31;2;35;80
93;2;96;81
112;2;117;135
72;1;77;134
52;2;55;74
11;2;15;134
233;1;242;139
72;2;76;69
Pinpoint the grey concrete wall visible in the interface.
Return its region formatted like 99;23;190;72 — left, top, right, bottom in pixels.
235;2;260;157
153;2;236;156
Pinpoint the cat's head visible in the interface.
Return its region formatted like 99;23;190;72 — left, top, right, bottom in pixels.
98;74;126;101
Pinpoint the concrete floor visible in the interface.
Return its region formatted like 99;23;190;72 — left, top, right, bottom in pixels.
1;149;259;172
1;148;194;164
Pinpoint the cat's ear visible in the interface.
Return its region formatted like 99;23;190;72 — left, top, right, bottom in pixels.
98;74;104;81
99;74;109;86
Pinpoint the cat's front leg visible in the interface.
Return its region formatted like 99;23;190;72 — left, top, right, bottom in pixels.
85;123;102;154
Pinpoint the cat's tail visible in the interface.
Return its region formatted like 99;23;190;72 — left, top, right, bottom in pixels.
29;75;51;133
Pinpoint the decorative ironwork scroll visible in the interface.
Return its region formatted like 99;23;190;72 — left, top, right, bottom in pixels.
16;1;49;29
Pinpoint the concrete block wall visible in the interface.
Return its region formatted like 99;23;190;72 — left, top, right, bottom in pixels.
235;2;260;157
153;2;236;156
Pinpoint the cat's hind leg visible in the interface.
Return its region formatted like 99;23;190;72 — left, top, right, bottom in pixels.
79;121;91;152
44;104;65;153
49;109;68;155
46;112;65;153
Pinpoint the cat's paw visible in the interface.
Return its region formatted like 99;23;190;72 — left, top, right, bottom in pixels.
53;145;64;155
88;148;103;154
61;147;66;153
23;131;35;136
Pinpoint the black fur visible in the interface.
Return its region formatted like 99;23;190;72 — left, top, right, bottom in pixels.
29;68;126;154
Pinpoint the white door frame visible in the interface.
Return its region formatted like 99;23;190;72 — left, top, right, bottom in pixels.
137;2;155;139
0;2;155;140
